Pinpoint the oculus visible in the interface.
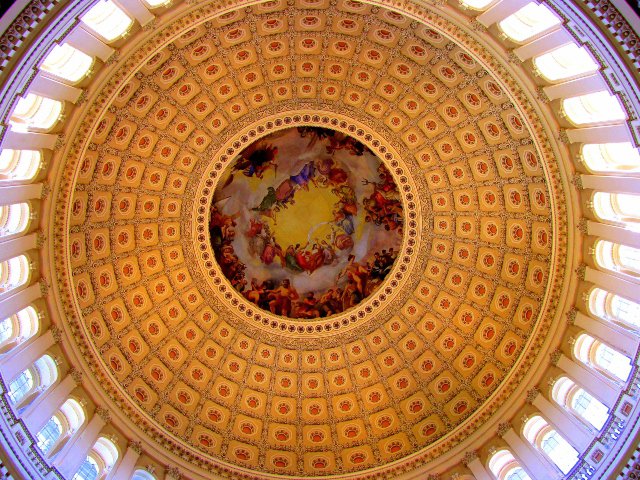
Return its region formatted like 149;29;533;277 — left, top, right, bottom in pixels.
210;127;403;318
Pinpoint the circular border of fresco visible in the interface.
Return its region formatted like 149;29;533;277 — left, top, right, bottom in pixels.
193;113;421;337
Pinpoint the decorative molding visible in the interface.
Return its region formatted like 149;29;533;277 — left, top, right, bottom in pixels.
95;406;110;423
496;422;512;437
462;450;478;465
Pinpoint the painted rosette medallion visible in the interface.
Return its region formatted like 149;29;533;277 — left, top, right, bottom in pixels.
210;127;403;318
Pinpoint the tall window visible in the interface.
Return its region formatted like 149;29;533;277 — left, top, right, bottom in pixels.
488;449;531;480
73;457;99;480
498;3;560;42
40;44;93;84
36;416;62;454
523;415;579;474
589;287;640;329
552;376;609;430
132;470;156;480
0;254;31;295
581;143;640;174
595;240;640;278
533;43;598;82
593;192;640;230
574;333;632;382
9;94;63;133
7;369;33;404
80;0;133;42
563;91;626;126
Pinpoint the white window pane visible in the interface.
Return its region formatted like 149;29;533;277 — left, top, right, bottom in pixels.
534;43;598;82
499;3;561;42
581;143;640;173
81;0;133;42
563;91;626;126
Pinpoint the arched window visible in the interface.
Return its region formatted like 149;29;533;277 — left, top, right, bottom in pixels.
0;149;42;181
37;398;85;456
523;415;579;474
9;94;63;133
592;192;640;230
533;43;598;82
73;456;99;480
574;332;632;382
580;143;640;174
7;354;58;407
40;44;93;84
80;1;133;42
459;0;496;10
0;202;31;238
594;239;640;278
74;436;119;480
562;91;626;126
552;376;609;430
0;254;31;295
498;3;561;43
488;449;531;480
132;469;156;480
589;287;640;329
36;416;62;454
141;0;172;7
0;306;39;353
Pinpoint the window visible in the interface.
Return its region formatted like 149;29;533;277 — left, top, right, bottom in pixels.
533;43;598;82
9;94;63;133
589;287;640;329
498;3;561;43
132;470;156;480
574;333;632;382
581;142;640;174
523;415;579;474
552;376;609;430
595;240;640;278
593;192;640;231
36;416;62;454
7;369;33;404
459;0;496;10
0;254;31;295
80;0;133;42
73;456;99;480
141;0;172;7
562;91;626;126
0;202;31;238
40;44;93;84
0;306;39;352
0;149;42;181
488;449;531;480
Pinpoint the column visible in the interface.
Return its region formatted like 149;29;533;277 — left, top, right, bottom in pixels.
502;427;560;479
581;175;640;194
543;74;608;101
0;233;36;263
585;267;640;303
557;354;619;408
29;75;83;104
575;311;639;357
463;452;491;480
54;407;108;477
588;221;640;250
0;283;40;320
110;442;142;480
0;184;43;206
513;29;573;61
477;0;531;26
2;129;58;151
65;26;115;61
566;124;631;144
532;394;592;451
0;328;54;381
21;374;77;433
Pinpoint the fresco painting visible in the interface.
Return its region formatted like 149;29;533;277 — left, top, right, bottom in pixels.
209;127;403;319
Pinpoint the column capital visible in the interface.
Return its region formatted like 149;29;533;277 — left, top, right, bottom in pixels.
462;450;478;465
550;348;562;366
69;367;83;385
526;386;540;404
166;466;183;479
95;406;111;423
128;440;143;455
497;421;512;437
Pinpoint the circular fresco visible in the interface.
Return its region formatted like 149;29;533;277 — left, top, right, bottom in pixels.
210;127;403;318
